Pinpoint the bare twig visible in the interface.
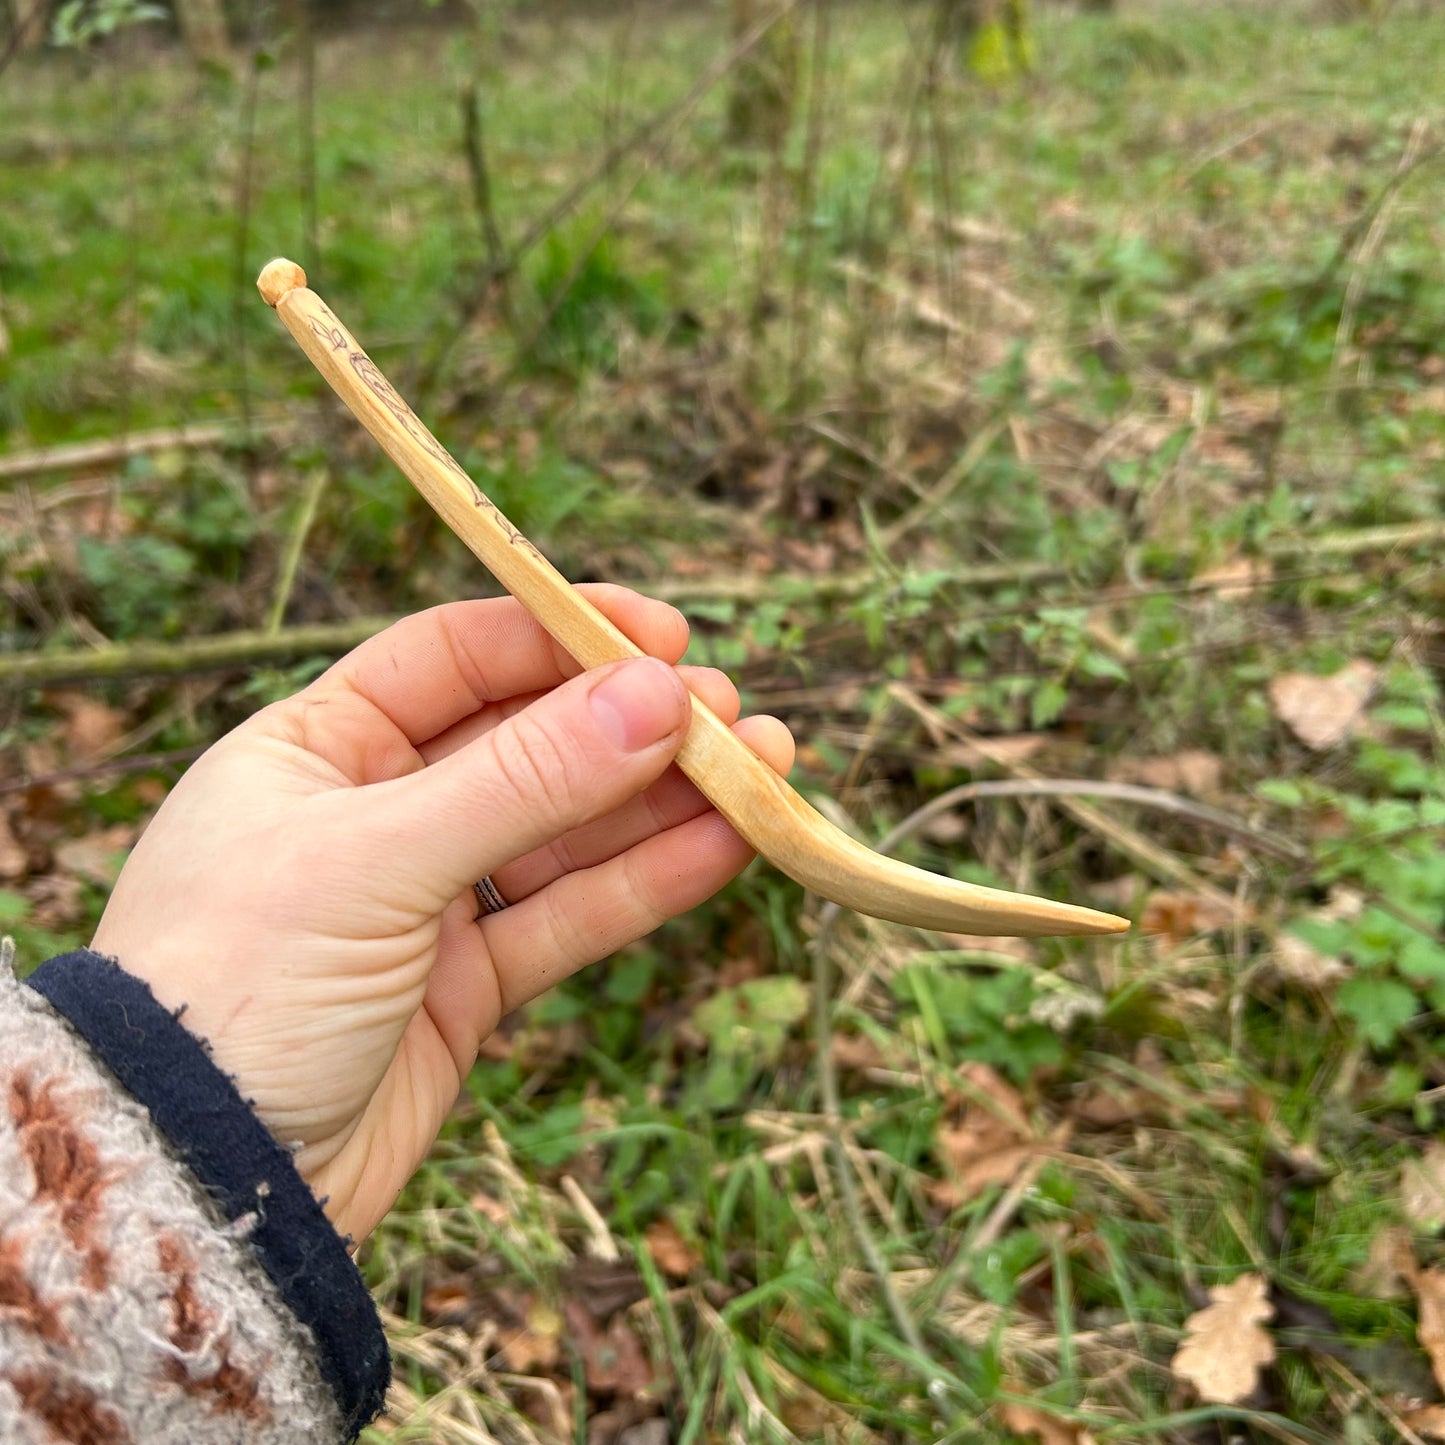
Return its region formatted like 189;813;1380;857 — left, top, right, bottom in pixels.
869;777;1306;865
0;0;49;83
877;416;1007;549
0;418;296;482
886;682;1240;912
786;0;831;411
290;0;319;278
459;79;514;326
421;0;802;397
1331;117;1430;399
0;746;207;798
0;617;394;688
265;464;330;634
231;40;264;434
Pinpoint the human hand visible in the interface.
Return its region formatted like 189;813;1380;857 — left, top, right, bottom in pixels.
91;587;794;1242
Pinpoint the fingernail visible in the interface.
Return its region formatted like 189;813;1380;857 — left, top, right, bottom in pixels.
589;659;684;752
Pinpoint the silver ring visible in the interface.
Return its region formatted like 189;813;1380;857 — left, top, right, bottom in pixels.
473;875;509;917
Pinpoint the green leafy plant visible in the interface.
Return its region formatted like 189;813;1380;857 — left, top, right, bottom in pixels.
50;0;166;49
690;975;810;1110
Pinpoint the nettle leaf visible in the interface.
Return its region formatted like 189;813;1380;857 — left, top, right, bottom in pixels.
1397;934;1445;984
1288;915;1350;958
1030;679;1070;729
692;977;810;1111
1337;976;1418;1050
1346;908;1418;968
1257;778;1305;807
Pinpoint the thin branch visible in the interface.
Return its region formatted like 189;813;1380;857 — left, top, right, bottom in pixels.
0;0;48;84
231;40;264;435
0;617;394;689
0;422;244;482
1331;117;1430;398
459;78;514;326
894;778;1306;864
786;0;831;411
291;0;320;278
265;464;330;634
418;0;803;397
0;746;207;798
887;682;1240;911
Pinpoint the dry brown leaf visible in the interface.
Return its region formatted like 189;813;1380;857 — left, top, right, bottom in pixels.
930;1063;1040;1208
644;1218;701;1280
1069;1084;1155;1129
1114;749;1224;796
997;1394;1090;1444
1354;1225;1414;1300
1415;1265;1445;1392
831;1031;890;1072
774;1301;829;1353
939;734;1047;770
25;872;85;928
1404;1144;1445;1232
1196;556;1273;601
54;823;135;888
563;1299;654;1397
499;1295;564;1374
1268;660;1379;751
50;691;127;762
1139;890;1236;940
0;814;28;882
1171;1273;1275;1404
1404;1404;1445;1441
421;1281;470;1324
1271;932;1347;988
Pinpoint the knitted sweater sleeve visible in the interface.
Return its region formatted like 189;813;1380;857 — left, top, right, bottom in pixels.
0;939;390;1444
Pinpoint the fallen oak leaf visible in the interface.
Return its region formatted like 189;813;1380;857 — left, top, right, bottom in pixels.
562;1298;654;1397
47;690;127;763
1268;660;1378;751
1403;1143;1445;1233
1171;1273;1275;1404
1415;1265;1445;1393
644;1217;701;1280
1111;749;1224;795
497;1293;564;1374
997;1392;1092;1444
54;823;136;889
929;1062;1041;1209
1404;1403;1445;1441
1270;931;1348;989
0;813;28;882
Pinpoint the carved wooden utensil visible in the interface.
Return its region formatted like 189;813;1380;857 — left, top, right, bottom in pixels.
258;259;1127;939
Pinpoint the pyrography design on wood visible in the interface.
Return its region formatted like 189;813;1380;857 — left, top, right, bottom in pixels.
306;304;538;556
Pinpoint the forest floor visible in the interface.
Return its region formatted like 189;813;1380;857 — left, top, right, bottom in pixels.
2;3;1445;1441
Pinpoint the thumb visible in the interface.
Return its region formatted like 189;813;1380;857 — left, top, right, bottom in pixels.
358;656;691;908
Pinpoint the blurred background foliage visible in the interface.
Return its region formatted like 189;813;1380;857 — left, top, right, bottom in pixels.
2;0;1444;1440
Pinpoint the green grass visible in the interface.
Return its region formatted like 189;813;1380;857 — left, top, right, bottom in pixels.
3;2;1445;1440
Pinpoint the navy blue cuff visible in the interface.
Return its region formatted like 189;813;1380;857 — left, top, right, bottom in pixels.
26;950;389;1441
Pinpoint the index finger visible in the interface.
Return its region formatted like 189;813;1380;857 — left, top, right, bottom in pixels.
307;585;690;747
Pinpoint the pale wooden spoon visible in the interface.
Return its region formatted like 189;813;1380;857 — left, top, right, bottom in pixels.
258;259;1126;939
